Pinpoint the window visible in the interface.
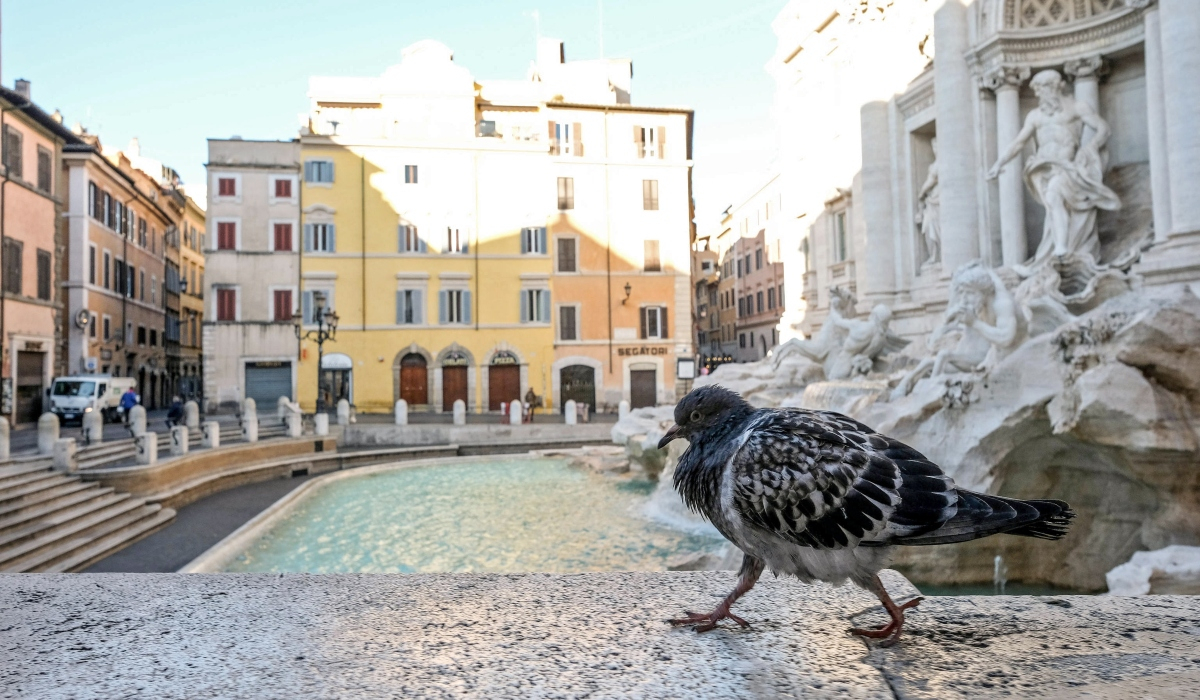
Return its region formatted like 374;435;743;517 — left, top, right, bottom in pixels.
639;306;668;339
736;259;742;277
767;287;776;310
140;270;146;301
739;333;746;348
642;180;659;210
150;329;157;347
445;227;468;254
634;126;664;158
216;288;237;321
439;288;471;324
274;178;293;198
34;248;50;300
217;221;237;250
556;237;577;272
102;315;111;340
273;289;294;322
89;313;97;338
399;224;425;253
643;240;661;272
273;222;293;252
125;322;133;345
521;288;550;323
738;297;745;317
395;289;425;325
301;289;334;324
104;193;115;229
756;249;763;270
151;275;157;303
137;326;147;346
756;291;764;314
778;284;784;310
522;227;547;255
2;126;21;179
88;246;96;285
552;122;582;156
304;160;334;183
217;177;236;197
138;218;147;247
2;238;22;295
103;251;111;289
557;177;574;210
36;147;52;193
832;211;848;263
745;254;752;274
558;305;578;341
404;165;418;184
304;223;336;252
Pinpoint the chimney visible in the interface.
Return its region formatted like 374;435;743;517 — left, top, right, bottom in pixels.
537;38;565;69
14;79;30;101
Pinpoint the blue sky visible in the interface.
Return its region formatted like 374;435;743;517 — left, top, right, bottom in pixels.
3;0;780;225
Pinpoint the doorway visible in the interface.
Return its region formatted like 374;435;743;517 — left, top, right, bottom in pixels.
15;351;45;424
442;365;468;412
560;365;596;413
319;353;353;410
488;361;520;411
630;367;657;409
399;353;428;406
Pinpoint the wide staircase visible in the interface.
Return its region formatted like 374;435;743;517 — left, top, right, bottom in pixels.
0;461;175;573
71;421;288;471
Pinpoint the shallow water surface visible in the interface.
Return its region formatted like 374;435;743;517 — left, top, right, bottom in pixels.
224;458;721;573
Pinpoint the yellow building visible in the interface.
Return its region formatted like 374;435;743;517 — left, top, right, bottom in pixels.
298;39;693;414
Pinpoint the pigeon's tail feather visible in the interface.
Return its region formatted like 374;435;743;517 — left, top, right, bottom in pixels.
886;490;1074;547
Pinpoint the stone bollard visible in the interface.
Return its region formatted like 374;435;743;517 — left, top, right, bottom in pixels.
618;400;630;419
314;413;329;436
277;396;291;423
53;438;77;473
137;431;158;465
0;417;9;462
202;421;220;449
337;399;350;426
83;409;104;445
564;400;577;425
128;405;147;437
509;402;523;426
37;413;59;455
394;399;408;426
286;411;302;438
242;398;258;443
453;399;466;425
170;425;189;456
184;401;200;429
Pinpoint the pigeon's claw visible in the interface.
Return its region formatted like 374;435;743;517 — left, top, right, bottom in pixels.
669;607;750;633
850;594;923;647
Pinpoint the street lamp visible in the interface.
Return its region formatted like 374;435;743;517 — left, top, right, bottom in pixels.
292;292;339;414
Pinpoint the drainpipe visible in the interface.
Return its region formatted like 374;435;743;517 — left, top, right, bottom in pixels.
0;95;32;421
603;109;613;376
360;154;366;332
295;145;303;405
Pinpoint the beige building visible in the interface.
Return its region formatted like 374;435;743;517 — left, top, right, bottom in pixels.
203;139;300;412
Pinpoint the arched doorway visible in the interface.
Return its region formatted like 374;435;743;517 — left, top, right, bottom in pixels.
487;351;520;411
560;365;595;413
630;362;657;409
399;353;428;406
441;350;468;412
320;353;353;410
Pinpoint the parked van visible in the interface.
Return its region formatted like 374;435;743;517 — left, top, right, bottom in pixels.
48;375;137;424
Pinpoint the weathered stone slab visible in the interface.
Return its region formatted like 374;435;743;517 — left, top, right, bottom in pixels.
0;571;1195;699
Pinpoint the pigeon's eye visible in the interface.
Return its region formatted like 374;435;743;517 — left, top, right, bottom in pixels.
690;410;702;423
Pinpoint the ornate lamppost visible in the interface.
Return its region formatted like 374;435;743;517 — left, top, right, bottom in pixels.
292;291;339;414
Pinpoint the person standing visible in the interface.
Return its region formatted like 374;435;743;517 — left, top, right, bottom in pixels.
120;387;140;425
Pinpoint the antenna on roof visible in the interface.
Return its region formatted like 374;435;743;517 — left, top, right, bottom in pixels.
598;0;604;58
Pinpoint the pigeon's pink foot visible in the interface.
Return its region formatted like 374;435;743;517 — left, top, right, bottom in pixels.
669;605;750;633
851;575;924;647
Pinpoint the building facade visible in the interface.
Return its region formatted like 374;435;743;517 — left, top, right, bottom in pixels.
295;39;693;414
0;82;75;423
203;139;300;412
175;194;205;401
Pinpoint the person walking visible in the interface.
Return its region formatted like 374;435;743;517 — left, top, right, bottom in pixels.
120;387;139;425
166;396;184;428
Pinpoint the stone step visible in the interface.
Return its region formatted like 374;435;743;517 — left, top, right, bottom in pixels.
0;463;53;486
0;492;132;553
38;505;175;573
0;496;147;571
0;468;60;492
0;473;79;510
0;481;101;521
0;485;117;538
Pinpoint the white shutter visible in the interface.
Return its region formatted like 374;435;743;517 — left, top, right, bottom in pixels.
538;228;547;255
520;290;529;323
540;290;550;323
412;289;424;324
438;290;448;324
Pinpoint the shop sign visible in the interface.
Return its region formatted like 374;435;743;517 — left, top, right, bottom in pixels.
617;346;668;356
492;351;518;365
443;351;469;366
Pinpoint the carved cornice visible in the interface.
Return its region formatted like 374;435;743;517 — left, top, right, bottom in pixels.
981;65;1032;93
967;7;1146;79
1063;56;1111;80
896;70;936;121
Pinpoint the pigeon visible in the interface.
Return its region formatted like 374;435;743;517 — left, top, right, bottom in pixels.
658;385;1074;646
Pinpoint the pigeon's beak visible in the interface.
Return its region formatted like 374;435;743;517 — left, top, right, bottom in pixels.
657;424;682;450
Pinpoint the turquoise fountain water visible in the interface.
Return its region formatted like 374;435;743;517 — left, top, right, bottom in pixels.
223;458;722;574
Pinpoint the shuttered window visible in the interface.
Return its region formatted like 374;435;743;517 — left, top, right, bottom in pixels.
643;240;661;272
216;288;237;321
274;178;292;198
273;289;293;322
633;126;666;159
557;177;574;210
36;249;52;300
217;177;236;196
404;165;418;184
273;223;293;251
642;180;659;210
36;147;52;193
556;237;576;272
217;222;237;250
304;223;336;252
2;126;21;179
301;290;335;324
2;239;21;295
558;305;577;341
396;289;425;325
399;225;426;253
438;289;472;325
304;160;335;183
521;227;547;255
520;289;550;323
639;306;668;340
445;227;468;254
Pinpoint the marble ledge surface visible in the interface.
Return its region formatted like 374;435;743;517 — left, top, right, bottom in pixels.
2;570;1198;699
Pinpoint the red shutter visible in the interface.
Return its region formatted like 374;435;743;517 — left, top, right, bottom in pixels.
275;178;292;198
274;289;293;322
217;222;236;250
274;223;293;251
218;178;236;196
217;289;237;321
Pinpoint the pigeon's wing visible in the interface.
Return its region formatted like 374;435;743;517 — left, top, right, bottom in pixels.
730;410;958;549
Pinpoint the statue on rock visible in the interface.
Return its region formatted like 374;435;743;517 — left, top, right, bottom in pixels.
825;305;909;380
773;287;856;370
987;69;1120;270
915;137;940;267
893;261;1025;399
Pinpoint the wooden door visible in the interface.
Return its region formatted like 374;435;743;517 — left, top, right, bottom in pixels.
399;354;428;406
488;365;520;411
15;351;44;424
630;368;657;408
442;366;468;412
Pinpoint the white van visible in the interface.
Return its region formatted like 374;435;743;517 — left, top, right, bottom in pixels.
48;375;138;424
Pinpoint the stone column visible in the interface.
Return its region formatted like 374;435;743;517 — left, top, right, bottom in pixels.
1160;0;1200;236
1065;57;1107;148
860;101;896;299
933;0;980;271
1144;6;1173;243
987;66;1030;266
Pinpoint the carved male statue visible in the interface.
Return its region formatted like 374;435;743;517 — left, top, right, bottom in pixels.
892;262;1023;398
773;287;855;369
915;137;940;266
987;69;1119;268
825;304;909;380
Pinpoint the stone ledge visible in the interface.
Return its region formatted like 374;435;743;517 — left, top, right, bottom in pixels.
2;571;1197;699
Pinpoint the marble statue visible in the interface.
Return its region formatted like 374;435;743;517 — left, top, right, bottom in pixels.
893;261;1024;398
825;305;909;380
987;69;1120;269
773;287;856;369
915;137;941;266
